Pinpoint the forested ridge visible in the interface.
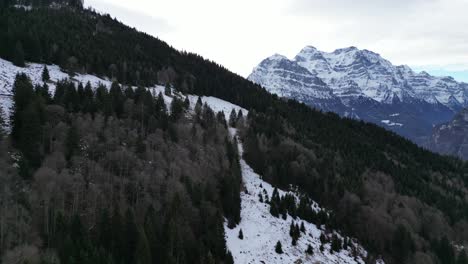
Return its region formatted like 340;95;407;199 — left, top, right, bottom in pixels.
0;4;467;264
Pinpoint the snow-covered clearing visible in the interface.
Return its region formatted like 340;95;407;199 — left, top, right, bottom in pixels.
224;131;373;264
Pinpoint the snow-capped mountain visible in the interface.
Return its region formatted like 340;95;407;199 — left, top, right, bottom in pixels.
249;46;468;144
428;108;468;160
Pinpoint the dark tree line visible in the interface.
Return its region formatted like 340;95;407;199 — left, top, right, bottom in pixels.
3;73;241;264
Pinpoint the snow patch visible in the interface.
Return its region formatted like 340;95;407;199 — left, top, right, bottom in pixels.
225;132;380;264
381;120;403;127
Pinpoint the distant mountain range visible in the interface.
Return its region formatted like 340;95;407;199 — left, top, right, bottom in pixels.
249;46;468;145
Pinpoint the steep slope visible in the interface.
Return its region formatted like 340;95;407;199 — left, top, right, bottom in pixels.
1;7;468;264
225;131;381;264
249;46;468;144
0;56;385;264
429;108;468;160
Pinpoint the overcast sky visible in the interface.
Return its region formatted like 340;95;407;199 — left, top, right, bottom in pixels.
86;0;468;82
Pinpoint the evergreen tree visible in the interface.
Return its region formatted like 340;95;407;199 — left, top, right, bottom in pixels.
184;96;190;109
225;251;234;264
0;107;5;139
109;82;124;117
270;202;279;218
155;92;167;115
331;234;342;252
229;109;237;127
300;222;306;233
13;41;25;67
11;73;35;143
19;101;43;173
42;64;50;82
170;97;185;121
306;244;313;255
275;241;283;254
165;83;172;96
195;97;203;117
238;229;243;240
289;222;295;237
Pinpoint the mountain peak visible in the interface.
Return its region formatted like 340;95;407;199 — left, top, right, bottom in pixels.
298;45;319;54
266;53;289;61
333;46;359;53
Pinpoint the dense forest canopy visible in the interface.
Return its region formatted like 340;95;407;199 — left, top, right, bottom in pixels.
0;5;467;264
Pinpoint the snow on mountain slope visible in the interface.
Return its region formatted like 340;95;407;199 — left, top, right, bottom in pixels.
248;46;465;145
225;131;382;264
0;58;112;96
0;58;113;122
0;58;248;124
0;57;382;263
248;54;334;101
291;46;468;106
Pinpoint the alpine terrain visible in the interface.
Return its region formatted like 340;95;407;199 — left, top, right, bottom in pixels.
0;2;467;264
429;108;468;160
249;46;468;145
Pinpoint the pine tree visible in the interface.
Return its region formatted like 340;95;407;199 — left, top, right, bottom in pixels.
229;109;237;127
331;234;342;252
0;107;5;139
154;91;166;116
19;101;43;171
11;73;35;143
306;244;313;255
270;202;279;218
225;251;234;264
300;222;306;233
275;241;283;254
195;97;203;117
164;83;172;96
13;41;25;67
289;221;295;237
42;65;50;82
170;97;184;121
238;229;243;240
184;96;190;109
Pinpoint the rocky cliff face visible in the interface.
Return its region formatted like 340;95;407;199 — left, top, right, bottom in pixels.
429;108;468;160
249;46;468;145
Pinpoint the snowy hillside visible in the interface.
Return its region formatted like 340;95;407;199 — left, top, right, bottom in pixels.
224;130;383;264
0;57;383;263
0;58;113;121
0;58;248;122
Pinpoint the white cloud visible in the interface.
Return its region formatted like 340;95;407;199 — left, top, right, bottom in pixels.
86;0;468;78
